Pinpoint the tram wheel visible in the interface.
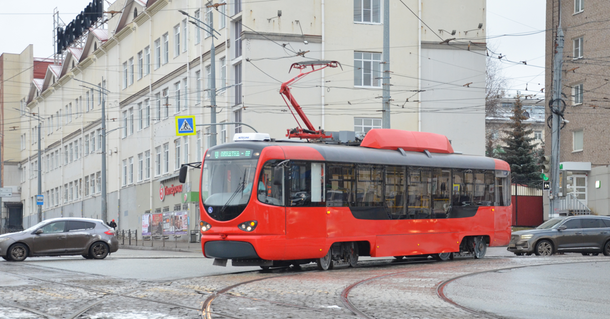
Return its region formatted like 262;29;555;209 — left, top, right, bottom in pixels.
433;252;453;261
347;243;359;267
473;237;487;259
317;249;334;271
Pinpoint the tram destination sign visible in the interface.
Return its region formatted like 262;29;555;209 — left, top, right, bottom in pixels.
56;0;104;54
213;149;252;159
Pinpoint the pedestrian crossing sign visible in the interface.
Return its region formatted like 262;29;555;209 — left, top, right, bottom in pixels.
175;116;196;136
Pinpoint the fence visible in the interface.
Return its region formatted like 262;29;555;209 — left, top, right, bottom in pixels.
552;193;591;218
116;229;201;249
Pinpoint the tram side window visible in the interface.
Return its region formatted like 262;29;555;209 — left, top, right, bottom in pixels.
407;168;432;219
356;165;384;207
258;161;284;206
481;171;496;205
472;171;488;205
495;170;511;206
385;166;406;218
327;164;355;207
431;168;451;218
288;161;325;207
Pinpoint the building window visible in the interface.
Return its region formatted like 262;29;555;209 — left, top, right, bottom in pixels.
122;62;128;89
137;51;143;80
137;102;143;131
84;135;89;155
572;83;583;105
163;89;169;119
573;130;583;152
206;65;212;99
234;0;241;15
144;99;150;128
574;0;583;13
128;108;134;135
196;70;201;104
155;146;161;176
182;78;188;110
220;57;226;93
234;20;242;58
175;138;181;170
234;62;242;105
534;131;542;140
205;5;212;39
155;93;161;122
174;81;181;113
122;160;127;186
129;157;134;184
220;0;226;28
183;136;189;165
163;143;169;173
354;0;381;23
354;52;382;87
122;111;128;138
573;37;583;59
174;24;180;57
182;19;187;52
354;117;382;137
234;109;242;133
129;57;134;85
163;33;169;64
90;133;96;153
197;130;202;160
144;46;150;75
154;38;161;69
145;150;151;179
220;122;227;145
194;10;201;44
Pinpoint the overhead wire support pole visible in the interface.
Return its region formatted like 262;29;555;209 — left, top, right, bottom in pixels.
549;2;565;217
381;0;391;129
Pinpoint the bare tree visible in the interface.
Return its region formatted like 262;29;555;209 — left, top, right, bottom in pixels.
485;55;507;117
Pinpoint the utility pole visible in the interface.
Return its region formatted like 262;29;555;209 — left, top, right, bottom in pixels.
381;0;391;128
101;84;107;222
38;120;42;222
180;7;222;146
549;4;564;217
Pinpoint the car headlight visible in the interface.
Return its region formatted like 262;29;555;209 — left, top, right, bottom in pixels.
0;237;11;243
520;234;533;240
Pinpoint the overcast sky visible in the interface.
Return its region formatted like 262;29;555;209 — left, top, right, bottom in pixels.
0;0;546;97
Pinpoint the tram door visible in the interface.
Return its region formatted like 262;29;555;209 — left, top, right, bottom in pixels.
285;162;327;258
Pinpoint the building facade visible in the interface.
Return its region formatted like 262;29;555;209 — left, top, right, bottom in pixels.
15;0;488;234
545;0;610;217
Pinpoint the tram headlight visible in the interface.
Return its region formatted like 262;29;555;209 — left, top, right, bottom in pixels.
200;221;212;232
238;220;258;232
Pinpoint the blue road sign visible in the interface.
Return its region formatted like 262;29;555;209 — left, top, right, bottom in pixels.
175;116;196;136
36;195;44;206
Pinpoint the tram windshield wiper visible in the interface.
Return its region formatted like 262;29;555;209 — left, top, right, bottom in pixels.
218;171;247;219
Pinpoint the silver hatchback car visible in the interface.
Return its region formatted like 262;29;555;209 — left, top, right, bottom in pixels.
0;218;119;262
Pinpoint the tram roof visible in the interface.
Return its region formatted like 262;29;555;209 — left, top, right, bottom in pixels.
221;141;507;171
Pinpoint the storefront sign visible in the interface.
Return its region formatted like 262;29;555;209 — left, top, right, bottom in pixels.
159;183;183;201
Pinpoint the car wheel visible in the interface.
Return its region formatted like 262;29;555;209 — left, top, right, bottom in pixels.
604;241;610;256
535;240;553;256
8;243;28;262
89;242;109;259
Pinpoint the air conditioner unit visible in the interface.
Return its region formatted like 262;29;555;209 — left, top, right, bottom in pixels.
17;163;22;169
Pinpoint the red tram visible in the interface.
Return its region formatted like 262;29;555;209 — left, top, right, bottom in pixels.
188;129;512;270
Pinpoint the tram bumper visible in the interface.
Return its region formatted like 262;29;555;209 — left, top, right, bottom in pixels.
205;241;259;259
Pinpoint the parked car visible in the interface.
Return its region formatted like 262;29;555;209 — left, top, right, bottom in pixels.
508;215;610;256
0;218;119;262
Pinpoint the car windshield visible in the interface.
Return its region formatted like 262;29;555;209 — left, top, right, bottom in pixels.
201;157;258;221
536;218;564;229
23;220;50;233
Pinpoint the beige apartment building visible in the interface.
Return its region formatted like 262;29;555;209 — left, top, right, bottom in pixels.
14;0;488;233
545;0;610;216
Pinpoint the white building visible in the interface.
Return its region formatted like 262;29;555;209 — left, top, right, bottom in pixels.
17;0;487;233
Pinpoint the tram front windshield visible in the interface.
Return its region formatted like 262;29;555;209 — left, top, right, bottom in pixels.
201;158;258;221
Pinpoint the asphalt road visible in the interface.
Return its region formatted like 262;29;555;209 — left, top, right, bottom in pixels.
1;247;609;318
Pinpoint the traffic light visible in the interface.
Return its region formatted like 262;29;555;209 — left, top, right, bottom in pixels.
540;155;550;181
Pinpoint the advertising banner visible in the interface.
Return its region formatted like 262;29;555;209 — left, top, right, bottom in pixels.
151;213;163;236
141;214;151;236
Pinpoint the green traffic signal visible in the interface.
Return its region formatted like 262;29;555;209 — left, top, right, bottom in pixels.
540;173;549;181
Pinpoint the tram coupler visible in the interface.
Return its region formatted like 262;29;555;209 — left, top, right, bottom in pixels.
213;258;228;267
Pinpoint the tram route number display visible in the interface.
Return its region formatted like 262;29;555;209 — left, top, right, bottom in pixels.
213;149;252;159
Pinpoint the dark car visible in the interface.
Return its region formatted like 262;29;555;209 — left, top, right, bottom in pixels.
0;217;119;262
508;215;610;256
